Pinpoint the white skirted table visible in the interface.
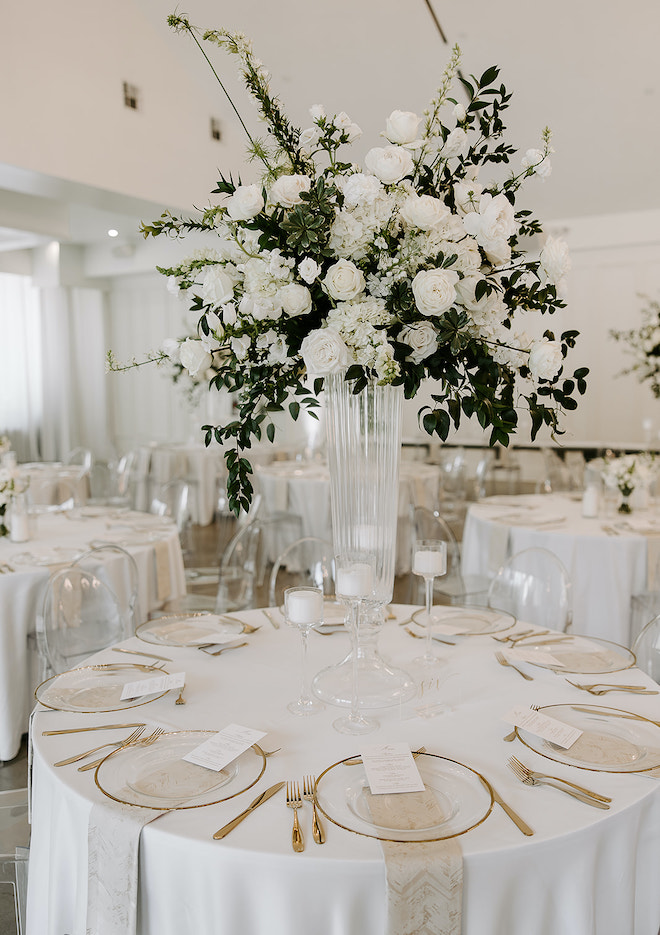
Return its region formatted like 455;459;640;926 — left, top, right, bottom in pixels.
461;493;660;646
0;509;186;761
26;604;660;935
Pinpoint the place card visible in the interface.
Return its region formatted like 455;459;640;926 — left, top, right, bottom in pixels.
183;723;266;772
119;671;185;700
360;743;425;794
507;647;566;667
503;705;583;749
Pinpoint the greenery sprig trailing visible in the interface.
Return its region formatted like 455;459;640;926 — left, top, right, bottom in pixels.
610;295;660;398
123;14;588;514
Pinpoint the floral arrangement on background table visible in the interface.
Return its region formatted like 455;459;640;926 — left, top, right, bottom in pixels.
0;435;11;457
611;295;660;398
0;468;16;537
114;14;588;514
600;453;656;513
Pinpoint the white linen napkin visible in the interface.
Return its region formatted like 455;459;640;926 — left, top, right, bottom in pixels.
86;799;168;935
366;790;462;935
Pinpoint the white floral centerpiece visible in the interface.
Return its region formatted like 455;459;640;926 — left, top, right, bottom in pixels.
600;453;656;513
0;468;16;537
611;295;660;398
120;15;588;514
158;332;222;410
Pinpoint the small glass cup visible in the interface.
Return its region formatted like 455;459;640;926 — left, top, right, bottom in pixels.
284;586;325;717
412;539;448;666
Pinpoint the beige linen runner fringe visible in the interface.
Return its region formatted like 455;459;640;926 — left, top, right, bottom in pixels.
86;800;167;935
365;790;463;935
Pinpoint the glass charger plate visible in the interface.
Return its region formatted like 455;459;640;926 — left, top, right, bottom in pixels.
517;704;660;772
66;506;130;520
411;605;515;637
136;613;243;646
95;731;267;809
513;635;635;674
315;753;493;842
35;663;170;712
12;547;83;567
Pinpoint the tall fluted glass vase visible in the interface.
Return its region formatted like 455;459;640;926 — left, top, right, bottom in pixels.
312;373;415;709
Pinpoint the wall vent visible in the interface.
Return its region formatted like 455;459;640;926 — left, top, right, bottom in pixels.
123;82;140;110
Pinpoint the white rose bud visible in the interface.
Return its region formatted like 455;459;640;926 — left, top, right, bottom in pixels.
161;338;181;362
300;328;350;375
269;174;312;208
540;236;571;284
298;257;322;284
400;193;450;231
364;145;414;184
179;338;213;377
309;103;326;121
411;269;459;316
399;322;438;363
384;110;421;144
323;259;366;302
522;148;552;179
279;282;312;317
528;339;563;381
453;103;466;122
200;266;234;306
225;184;264;221
230;334;251;361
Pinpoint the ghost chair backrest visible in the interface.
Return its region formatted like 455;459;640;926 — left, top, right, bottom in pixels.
268;536;335;609
632;614;660;684
73;543;142;633
487;547;572;632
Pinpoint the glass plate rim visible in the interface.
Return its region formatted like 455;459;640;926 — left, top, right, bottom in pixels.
34;662;171;712
516;702;660;773
513;635;636;674
136;612;242;646
94;730;267;810
314;752;494;842
410;604;516;636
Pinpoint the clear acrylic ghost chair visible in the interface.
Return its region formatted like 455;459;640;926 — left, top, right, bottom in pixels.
27;475;78;514
73;544;142;634
38;566;128;675
150;479;194;558
487;546;572;632
65;446;93;472
0;788;30;935
632;614;660;683
410;506;490;606
268;536;335;609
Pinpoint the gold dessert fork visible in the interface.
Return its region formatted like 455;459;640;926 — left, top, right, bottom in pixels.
507;756;610;808
286;781;305;852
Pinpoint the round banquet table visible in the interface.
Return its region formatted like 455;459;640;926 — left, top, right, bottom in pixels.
461;493;660;647
134;444;226;526
26;605;660;935
0;508;186;761
255;460;441;571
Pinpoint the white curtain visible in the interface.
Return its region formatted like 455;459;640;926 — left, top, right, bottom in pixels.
0;272;42;460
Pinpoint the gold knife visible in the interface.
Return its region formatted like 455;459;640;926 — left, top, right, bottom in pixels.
112;647;173;662
261;608;280;629
42;722;145;736
490;785;534;836
213;781;286;839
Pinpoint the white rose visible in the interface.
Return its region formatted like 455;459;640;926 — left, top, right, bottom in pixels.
334;111;362;141
298;258;322;284
462;193;516;265
441;128;468;158
269;174;311;207
323;259;365;301
161;338;181;362
400;193;450;231
528;339;563;381
384;110;421;144
454;180;483;215
399;322;438;363
179;339;213;377
411;269;459;316
279;282;312;317
364;146;414;184
225;184;264;221
230;334;251;361
300;328;350;375
200;266;234;306
540;236;571;284
522;148;552;179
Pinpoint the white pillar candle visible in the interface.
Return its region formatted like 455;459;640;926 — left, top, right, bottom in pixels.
10;513;30;543
285;589;324;624
336;563;373;598
413;549;446;576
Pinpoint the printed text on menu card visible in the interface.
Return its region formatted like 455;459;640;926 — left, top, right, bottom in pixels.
360;743;425;794
184;724;266;772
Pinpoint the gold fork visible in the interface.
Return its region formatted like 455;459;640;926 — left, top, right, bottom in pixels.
507;756;610;808
565;680;657;695
79;727;165;771
495;650;534;681
302;775;325;844
286;781;305;852
54;726;146;766
175;683;186;705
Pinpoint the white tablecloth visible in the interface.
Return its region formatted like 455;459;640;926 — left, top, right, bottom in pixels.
0;511;186;761
27;606;660;935
461;494;660;646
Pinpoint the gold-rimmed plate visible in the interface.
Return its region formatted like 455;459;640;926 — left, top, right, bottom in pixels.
512;635;635;674
516;703;660;772
136;613;243;646
411;605;515;637
35;663;170;712
315;753;493;842
12;547;83;567
95;731;266;809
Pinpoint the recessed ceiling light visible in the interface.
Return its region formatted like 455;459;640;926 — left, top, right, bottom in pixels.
107;229;119;238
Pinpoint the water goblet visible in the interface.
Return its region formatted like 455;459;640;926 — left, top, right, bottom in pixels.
332;556;378;735
284;586;325;716
412;539;448;666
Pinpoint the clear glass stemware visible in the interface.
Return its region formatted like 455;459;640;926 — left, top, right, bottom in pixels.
284;586;325;716
412;539;448;666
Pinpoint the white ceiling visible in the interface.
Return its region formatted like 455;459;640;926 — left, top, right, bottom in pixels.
1;0;659;253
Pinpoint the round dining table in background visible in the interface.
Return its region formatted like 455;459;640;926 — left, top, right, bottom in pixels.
461;493;660;647
0;508;186;761
26;605;660;935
